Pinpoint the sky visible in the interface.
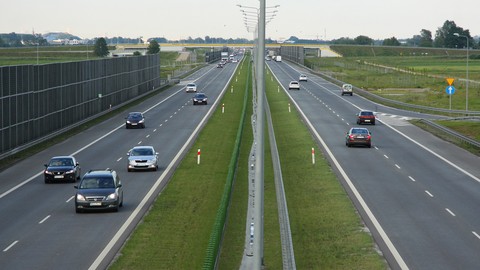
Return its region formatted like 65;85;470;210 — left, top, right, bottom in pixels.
1;0;479;41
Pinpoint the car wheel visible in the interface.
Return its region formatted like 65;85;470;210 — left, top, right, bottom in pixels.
126;125;129;129
367;144;372;148
75;208;82;213
372;122;376;125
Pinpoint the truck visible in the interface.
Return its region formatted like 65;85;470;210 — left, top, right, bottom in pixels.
221;52;229;62
275;55;282;62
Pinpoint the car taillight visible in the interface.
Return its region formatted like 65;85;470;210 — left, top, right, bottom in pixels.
367;135;371;140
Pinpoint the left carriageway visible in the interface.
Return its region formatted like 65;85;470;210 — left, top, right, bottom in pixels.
0;59;240;270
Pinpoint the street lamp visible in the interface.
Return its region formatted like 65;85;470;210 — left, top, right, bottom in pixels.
454;33;469;113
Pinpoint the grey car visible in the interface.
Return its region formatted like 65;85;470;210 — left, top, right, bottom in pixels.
127;146;159;172
74;169;123;213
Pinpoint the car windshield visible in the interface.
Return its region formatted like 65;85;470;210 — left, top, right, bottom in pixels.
49;158;73;166
351;129;369;134
131;148;153;156
187;83;195;87
128;113;142;119
195;94;206;98
80;177;114;189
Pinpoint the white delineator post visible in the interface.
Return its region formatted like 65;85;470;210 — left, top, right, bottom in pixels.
222;103;225;114
197;149;201;164
312;148;315;164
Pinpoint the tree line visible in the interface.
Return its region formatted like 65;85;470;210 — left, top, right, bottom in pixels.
1;20;477;50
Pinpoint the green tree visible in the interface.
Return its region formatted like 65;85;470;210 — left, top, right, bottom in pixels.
419;29;433;47
382;37;401;46
433;20;473;48
133;51;142;56
147;40;160;54
354;35;373;45
93;37;109;57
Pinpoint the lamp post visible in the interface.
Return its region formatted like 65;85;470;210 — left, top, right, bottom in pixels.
454;33;469;113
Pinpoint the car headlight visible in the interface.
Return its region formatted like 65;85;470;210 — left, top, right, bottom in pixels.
44;170;53;175
66;169;75;174
139;119;145;123
76;194;86;201
106;193;117;201
126;120;132;124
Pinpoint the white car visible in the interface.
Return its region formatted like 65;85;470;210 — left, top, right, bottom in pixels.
341;83;353;96
288;81;300;90
186;83;197;93
299;74;308;81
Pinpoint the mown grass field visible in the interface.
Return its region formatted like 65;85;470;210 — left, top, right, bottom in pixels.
306;45;480;111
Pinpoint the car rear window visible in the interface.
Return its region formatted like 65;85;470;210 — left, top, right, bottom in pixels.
360;111;374;116
352;129;368;134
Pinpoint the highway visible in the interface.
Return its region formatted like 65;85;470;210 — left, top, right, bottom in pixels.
267;60;480;269
0;60;240;270
1;55;479;270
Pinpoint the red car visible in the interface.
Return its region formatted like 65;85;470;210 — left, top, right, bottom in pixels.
345;128;372;148
356;110;376;125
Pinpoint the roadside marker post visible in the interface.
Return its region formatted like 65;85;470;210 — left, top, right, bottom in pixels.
288;103;291;112
197;149;201;165
312;148;315;164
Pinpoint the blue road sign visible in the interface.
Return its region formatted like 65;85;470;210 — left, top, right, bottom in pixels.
446;86;455;95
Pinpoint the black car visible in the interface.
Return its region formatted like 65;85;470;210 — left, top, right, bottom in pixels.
74;169;123;213
125;112;145;129
44;156;81;183
193;93;208;105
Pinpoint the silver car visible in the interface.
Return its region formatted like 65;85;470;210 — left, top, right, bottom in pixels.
127;146;159;172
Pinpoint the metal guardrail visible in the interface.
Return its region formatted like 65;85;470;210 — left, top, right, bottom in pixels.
418;118;480;148
288;59;480;149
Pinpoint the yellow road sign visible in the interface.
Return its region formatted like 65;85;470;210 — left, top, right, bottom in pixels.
446;78;455;86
